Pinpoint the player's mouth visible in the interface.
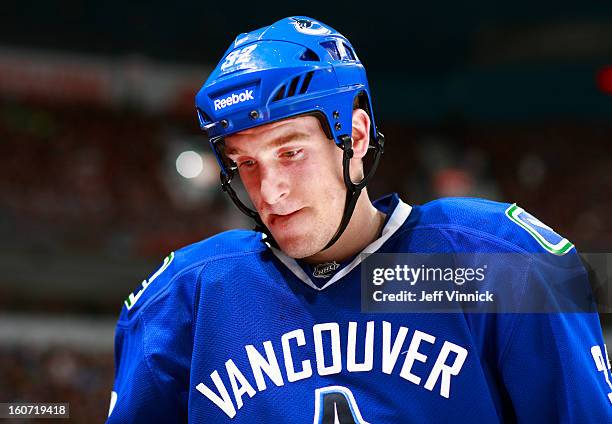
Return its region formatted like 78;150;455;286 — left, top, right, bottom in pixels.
267;209;303;228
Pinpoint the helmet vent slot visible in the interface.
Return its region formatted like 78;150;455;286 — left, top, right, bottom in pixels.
287;76;300;97
299;71;314;94
272;85;286;102
342;43;356;60
320;41;341;60
271;71;315;103
299;48;320;61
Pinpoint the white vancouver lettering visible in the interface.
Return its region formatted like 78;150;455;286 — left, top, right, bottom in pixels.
195;321;468;418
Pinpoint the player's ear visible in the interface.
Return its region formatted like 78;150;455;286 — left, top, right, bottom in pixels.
350;108;370;160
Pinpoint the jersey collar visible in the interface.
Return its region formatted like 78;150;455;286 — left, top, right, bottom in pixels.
269;194;412;291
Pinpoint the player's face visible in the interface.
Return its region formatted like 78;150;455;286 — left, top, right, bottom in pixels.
224;116;345;258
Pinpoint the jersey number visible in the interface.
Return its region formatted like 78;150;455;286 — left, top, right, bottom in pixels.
591;344;612;404
313;386;369;424
124;252;174;310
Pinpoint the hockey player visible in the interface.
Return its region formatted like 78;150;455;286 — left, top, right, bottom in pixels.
107;17;612;423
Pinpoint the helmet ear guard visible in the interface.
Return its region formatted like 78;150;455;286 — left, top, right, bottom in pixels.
195;16;385;254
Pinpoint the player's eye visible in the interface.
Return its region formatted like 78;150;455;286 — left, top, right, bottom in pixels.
238;159;256;168
280;149;303;159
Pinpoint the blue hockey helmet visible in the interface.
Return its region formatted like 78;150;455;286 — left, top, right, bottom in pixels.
195;17;384;250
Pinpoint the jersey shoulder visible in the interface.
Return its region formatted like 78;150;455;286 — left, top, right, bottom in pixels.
411;197;575;256
119;229;266;323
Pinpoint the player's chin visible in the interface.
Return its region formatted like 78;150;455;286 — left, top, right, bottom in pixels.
267;210;326;257
277;240;319;259
272;229;322;259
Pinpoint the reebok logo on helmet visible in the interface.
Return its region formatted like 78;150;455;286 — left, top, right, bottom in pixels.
213;89;254;111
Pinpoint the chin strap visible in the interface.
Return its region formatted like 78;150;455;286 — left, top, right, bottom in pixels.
219;169;278;248
216;131;385;253
321;132;384;250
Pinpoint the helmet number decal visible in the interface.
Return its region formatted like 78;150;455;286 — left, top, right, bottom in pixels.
221;45;258;72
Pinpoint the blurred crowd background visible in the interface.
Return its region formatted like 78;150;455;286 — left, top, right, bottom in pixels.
1;1;611;421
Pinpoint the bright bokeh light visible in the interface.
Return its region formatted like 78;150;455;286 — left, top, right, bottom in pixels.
176;150;203;179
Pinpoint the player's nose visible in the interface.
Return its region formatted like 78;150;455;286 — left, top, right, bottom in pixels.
259;164;289;206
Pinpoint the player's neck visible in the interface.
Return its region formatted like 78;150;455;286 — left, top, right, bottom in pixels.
304;190;386;264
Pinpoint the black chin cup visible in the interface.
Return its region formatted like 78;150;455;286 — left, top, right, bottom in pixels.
213;130;385;252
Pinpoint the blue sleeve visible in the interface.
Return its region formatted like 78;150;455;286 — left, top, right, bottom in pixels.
106;252;200;424
499;256;612;422
106;315;187;424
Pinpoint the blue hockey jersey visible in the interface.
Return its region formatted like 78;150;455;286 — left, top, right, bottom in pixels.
106;194;612;423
